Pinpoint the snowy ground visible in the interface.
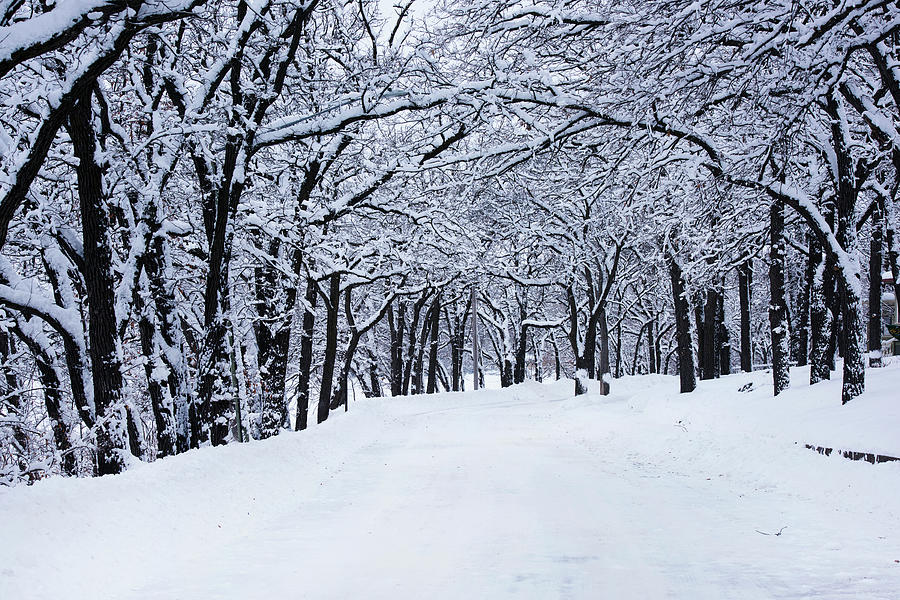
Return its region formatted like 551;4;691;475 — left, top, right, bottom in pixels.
2;363;900;599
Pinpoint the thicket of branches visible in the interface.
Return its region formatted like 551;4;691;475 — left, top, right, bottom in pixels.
0;0;897;483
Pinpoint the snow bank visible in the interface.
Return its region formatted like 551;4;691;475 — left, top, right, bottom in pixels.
1;365;899;599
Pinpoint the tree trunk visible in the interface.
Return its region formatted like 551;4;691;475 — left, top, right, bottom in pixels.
694;300;704;377
402;295;428;395
884;198;900;315
615;318;623;378
413;308;430;394
598;305;611;395
513;325;528;384
140;197;190;454
317;274;340;424
768;202;791;396
254;239;291;439
668;254;696;393
701;289;719;380
68;91;130;474
295;276;317;431
868;202;884;366
532;336;542;382
826;95;865;403
471;288;481;390
717;291;730;375
550;334;561;381
137;296;177;458
387;301;405;396
426;294;441;393
809;241;832;384
738;259;753;372
567;284;588;396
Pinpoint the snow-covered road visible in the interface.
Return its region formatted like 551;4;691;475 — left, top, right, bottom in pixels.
3;369;900;599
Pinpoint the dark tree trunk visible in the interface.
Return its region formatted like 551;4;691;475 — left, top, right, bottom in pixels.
823;217;838;374
138;299;177;458
447;297;470;392
826;95;866;403
387;301;405;396
68;91;130;474
668;254;696;393
532;336;542;382
295;276;317;431
317;274;340;424
768;202;791;395
583;313;597;380
809;240;832;384
694;300;704;377
567;285;588;396
513;325;528;384
254;239;291;439
413;307;430;394
868;202;884;366
598;306;611;395
550;335;561;380
197;171;241;447
402;295;428;395
631;322;649;376
615;318;623;378
738;260;753;372
885;202;900;315
126;403;145;460
331;290;359;412
449;321;464;391
139;198;189;454
701;289;719;380
501;350;514;388
717;291;730;375
471;288;482;390
426;294;441;393
368;351;383;398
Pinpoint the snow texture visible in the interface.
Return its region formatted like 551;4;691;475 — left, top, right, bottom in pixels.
2;364;900;599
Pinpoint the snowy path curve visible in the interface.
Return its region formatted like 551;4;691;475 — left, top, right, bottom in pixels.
3;374;900;599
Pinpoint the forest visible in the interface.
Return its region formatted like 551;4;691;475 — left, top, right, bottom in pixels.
0;0;898;483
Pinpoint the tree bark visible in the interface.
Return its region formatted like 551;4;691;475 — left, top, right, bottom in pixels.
426;293;441;393
768;202;791;395
717;290;731;375
701;288;719;380
471;289;482;390
809;240;832;384
317;273;340;424
387;300;405;396
738;260;753;372
598;305;611;395
668;254;697;393
868;202;884;366
68;90;130;474
295;276;317;431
